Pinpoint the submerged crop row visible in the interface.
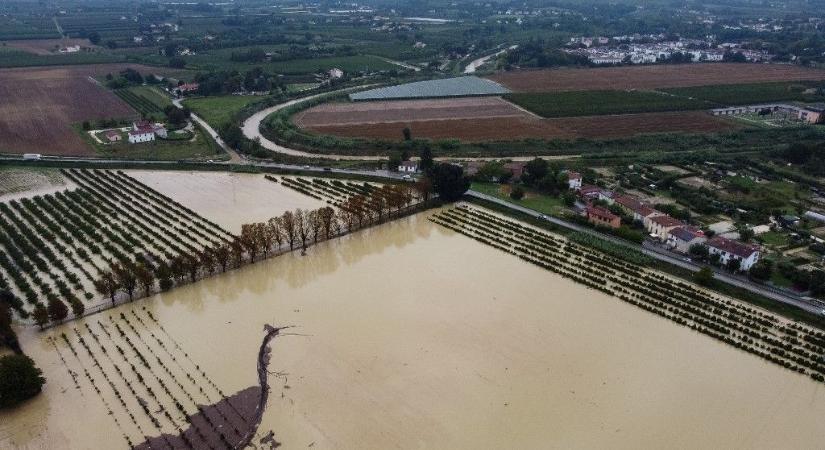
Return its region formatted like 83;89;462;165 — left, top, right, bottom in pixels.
430;206;825;384
0;169;234;325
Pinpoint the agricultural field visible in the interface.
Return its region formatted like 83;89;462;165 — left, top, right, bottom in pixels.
301;111;739;141
488;63;825;93
294;97;529;126
0;46;122;68
114;86;173;119
3;38;96;55
183;95;269;130
349;76;509;101
180;52;397;75
505;89;710;117
0;64;142;156
5;204;825;448
0;167;77;201
662;81;825;105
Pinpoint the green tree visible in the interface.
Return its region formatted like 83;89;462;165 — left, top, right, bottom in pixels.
431;163;470;202
402;127;412;141
693;266;714;286
419;147;434;174
47;299;68;324
522;158;548;185
749;260;773;281
726;258;741;273
0;354;45;409
32;304;49;330
510;186;525;200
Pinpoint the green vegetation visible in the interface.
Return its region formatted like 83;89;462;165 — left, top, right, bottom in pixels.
0;47;121;68
114;86;172;121
663;81;825;106
506;89;710;118
76;123;227;161
471;182;565;215
567;231;653;265
183;95;268;130
0;354;45;408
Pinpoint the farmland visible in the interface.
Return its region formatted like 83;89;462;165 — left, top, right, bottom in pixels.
301;111;739;141
505;90;710;117
114;86;172;121
0;64;141;156
294;97;529;126
662;81;825;105
489;63;825;93
183;95;269;130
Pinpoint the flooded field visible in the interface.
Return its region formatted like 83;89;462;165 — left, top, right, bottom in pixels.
126;170;327;233
3;210;825;449
0;167;77;201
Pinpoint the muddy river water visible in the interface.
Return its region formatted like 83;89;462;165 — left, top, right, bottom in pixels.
3;211;825;449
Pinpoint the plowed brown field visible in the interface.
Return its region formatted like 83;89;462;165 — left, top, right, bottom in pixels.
294;97;531;126
0;64;176;156
303;111;739;141
489;63;825;92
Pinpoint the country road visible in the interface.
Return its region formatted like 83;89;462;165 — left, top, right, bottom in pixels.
172;98;245;164
464;45;517;74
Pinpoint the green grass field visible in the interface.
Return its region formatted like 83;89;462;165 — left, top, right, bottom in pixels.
114;86;172;120
505;90;711;118
0;46;122;67
75;123;227;161
662;81;825;105
179;51;397;75
471;182;565;215
183;95;269;129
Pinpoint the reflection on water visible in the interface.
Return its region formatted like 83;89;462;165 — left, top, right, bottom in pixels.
4;210;825;449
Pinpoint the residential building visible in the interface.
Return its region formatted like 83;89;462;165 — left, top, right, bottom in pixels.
128;129;155;143
647;215;684;240
706;236;760;271
567;171;582;190
328;68;344;79
667;226;706;253
614;195;663;223
104;130;122;142
504;162;525;180
398;160;418;173
586;205;621;229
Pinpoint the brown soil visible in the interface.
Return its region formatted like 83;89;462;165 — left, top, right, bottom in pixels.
303;111;739;141
0;64;166;156
488;63;825;92
293;97;529;126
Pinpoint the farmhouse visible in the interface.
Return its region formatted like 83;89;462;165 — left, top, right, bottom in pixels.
667;226;706;253
711;103;825;124
647;215;684;240
585;205;621;229
398;160;418;173
104;130;122;142
706;236;761;271
614;195;662;223
504;162;525;180
567;171;582;190
128;121;167;144
128;129;155;144
328;68;344;79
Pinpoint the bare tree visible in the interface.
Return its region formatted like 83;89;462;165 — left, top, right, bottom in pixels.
135;263;156;296
230;239;245;267
319;206;336;239
93;270;120;305
112;263;137;301
309;209;322;243
296;209;310;249
240;223;259;261
282;210;297;250
268;217;283;252
213;244;230;272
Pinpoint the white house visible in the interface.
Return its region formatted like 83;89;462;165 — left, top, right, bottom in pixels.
128;129;155;143
667;226;706;253
706;236;760;271
567;171;582;190
398;160;418;173
328;68;344;79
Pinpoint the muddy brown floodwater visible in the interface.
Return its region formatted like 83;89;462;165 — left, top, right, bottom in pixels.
125;170;327;233
3;210;825;449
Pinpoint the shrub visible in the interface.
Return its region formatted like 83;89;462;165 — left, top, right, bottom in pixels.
0;354;45;408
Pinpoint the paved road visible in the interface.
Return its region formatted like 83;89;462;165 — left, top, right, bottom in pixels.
465;190;824;315
172;98;245;164
241;87;382;161
464;45;517;74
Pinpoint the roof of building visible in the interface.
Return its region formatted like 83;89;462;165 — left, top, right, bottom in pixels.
128;129;154;136
579;185;602;196
568;171;582;180
614;194;658;217
400;160;417;167
105;130;120;137
586;205;618;221
668;226;704;242
707;236;759;259
650;215;683;227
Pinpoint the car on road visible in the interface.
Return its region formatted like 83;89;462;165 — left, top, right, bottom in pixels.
538;214;548;220
402;175;411;180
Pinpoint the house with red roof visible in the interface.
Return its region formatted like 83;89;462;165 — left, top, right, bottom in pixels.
706;236;761;271
585;205;620;229
647;214;684;240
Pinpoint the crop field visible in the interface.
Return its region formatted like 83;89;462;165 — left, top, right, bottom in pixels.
349;76;510;101
3;38;95;55
505;90;711;117
182;53;396;75
294;97;529;126
301;111;739;141
662;81;825;105
114;86;172;120
0;46;122;68
489;63;825;93
0;169;234;322
0;64;145;156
